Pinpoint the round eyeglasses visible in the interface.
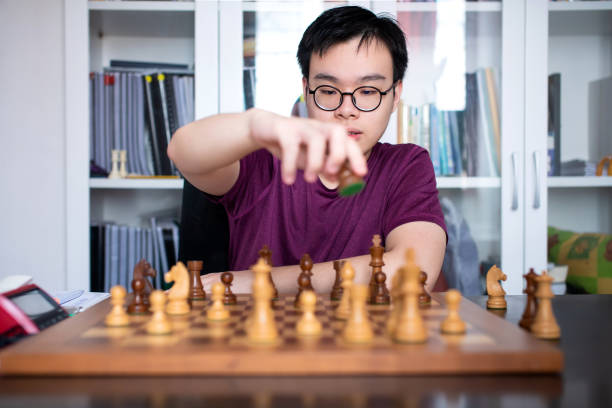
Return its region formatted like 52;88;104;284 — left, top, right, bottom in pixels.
308;83;395;112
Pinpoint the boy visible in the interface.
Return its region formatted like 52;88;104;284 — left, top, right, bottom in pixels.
168;6;446;294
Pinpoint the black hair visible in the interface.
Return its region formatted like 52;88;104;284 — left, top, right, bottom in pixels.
297;6;408;84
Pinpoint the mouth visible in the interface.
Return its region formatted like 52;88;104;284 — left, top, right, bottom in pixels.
347;129;362;140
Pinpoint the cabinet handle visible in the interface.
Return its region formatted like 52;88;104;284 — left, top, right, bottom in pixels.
511;152;518;210
533;151;541;209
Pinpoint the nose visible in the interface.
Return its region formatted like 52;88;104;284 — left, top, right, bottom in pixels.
334;93;359;119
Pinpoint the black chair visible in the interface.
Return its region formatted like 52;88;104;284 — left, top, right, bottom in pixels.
178;179;229;274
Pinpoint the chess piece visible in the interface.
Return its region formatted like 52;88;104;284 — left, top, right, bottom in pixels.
221;272;237;305
486;265;507;309
393;249;428;343
164;262;190;315
127;278;148;314
330;260;344;301
596;155;612;176
187;260;206;301
105;285;129;327
296;290;321;336
386;266;404;335
207;282;230;321
335;261;355;320
343;284;373;344
519;269;538;330
372;272;390;306
418;271;431;307
531;271;561;340
108;149;121;179
369;234;389;305
338;161;365;197
119;149;128;178
440;289;466;334
259;245;279;300
294;253;314;308
247;258;278;343
133;259;156;306
146;290;172;335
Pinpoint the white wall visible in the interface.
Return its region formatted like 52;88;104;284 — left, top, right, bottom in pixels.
0;0;67;291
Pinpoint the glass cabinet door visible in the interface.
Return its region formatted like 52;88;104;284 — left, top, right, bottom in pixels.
389;0;524;294
542;0;612;293
219;0;525;294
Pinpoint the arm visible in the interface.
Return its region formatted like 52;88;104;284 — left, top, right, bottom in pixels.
167;108;367;196
201;221;446;294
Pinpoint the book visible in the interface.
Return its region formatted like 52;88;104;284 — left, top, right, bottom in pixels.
548;73;561;176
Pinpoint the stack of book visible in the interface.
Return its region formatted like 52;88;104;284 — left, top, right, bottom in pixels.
397;68;500;177
90;217;179;292
89;60;194;177
560;160;597;176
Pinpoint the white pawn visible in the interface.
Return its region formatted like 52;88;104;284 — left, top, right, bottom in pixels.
105;285;129;327
441;289;466;334
335;261;355;320
343;284;373;344
147;290;172;335
297;290;321;336
108;150;121;179
207;282;230;321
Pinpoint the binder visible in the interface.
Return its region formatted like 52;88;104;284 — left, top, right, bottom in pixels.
143;74;163;175
90;224;105;292
548;73;561;176
127;226;137;287
156;73;176;175
118;225;128;289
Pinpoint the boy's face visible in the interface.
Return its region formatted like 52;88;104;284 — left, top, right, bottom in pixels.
303;36;402;158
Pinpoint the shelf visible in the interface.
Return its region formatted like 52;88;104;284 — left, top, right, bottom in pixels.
90;177;504;190
90;178;184;189
436;177;501;189
88;1;194;12
549;1;612;12
547;176;612;188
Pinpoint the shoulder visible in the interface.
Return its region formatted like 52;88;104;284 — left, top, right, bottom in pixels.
369;143;432;175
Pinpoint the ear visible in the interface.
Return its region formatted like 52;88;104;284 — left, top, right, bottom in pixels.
391;80;403;113
302;77;308;102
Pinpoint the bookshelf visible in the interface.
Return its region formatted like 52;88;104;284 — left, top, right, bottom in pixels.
64;0;612;294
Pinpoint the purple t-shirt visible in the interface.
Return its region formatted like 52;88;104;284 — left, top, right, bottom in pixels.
218;142;446;271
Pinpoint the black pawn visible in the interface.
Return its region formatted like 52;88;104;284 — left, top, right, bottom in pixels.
294;272;312;308
221;272;237;305
418;271;431;307
128;278;148;314
372;271;390;305
330;260;344;301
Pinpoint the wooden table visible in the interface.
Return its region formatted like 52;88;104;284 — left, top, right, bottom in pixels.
0;294;610;408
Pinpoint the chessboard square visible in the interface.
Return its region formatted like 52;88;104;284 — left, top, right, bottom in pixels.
121;333;180;347
82;326;133;339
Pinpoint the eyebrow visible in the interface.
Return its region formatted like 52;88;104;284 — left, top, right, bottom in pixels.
312;73;387;83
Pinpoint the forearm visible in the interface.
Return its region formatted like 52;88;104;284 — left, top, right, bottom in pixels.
167;109;260;176
203;248;428;295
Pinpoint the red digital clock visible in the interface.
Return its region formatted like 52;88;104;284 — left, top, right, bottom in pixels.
0;284;69;348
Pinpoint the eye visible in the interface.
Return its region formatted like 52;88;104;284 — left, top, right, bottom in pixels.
358;88;377;96
320;88;337;96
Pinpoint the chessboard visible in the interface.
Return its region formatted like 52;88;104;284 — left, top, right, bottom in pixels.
0;293;563;376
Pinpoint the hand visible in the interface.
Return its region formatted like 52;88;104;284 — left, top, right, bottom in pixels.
248;109;367;185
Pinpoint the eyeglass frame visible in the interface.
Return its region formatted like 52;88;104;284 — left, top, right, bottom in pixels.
307;82;396;112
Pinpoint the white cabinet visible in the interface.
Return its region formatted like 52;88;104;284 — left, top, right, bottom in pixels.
64;0;612;293
524;0;612;284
